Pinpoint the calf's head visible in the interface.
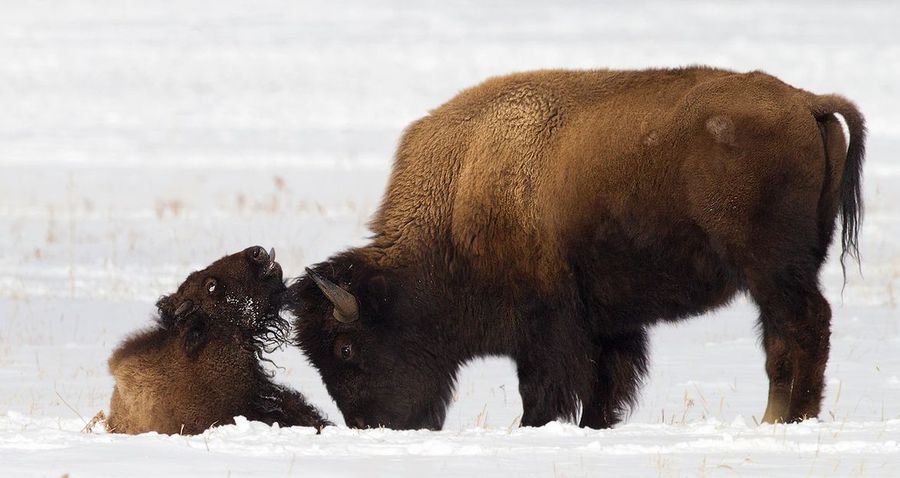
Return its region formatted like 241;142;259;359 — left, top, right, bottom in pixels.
108;246;329;434
156;245;285;339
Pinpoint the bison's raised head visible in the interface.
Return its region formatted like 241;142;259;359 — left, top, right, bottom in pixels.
288;254;456;431
156;245;288;354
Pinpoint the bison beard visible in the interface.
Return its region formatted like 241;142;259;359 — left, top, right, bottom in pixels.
289;67;865;430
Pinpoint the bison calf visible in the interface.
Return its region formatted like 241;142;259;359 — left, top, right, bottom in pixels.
107;246;330;435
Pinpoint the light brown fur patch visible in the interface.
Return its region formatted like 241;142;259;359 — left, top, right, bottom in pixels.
705;114;736;145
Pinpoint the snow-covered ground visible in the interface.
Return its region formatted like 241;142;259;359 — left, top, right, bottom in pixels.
1;1;899;476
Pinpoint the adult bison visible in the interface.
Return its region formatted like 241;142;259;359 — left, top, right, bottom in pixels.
289;67;864;430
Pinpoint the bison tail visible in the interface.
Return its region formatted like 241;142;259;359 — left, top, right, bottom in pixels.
809;94;866;276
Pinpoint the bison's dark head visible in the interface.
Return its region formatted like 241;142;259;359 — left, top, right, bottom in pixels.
289;256;456;430
156;245;289;356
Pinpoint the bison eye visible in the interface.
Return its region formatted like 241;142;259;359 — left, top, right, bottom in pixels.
334;336;354;361
251;246;263;259
205;278;218;294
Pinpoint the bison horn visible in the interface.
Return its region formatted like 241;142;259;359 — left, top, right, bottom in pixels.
305;267;359;323
174;299;194;317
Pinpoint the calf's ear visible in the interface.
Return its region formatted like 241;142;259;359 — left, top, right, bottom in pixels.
156;294;175;317
155;294;181;329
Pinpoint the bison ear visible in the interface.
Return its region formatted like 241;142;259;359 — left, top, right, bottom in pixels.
363;274;392;316
182;316;208;359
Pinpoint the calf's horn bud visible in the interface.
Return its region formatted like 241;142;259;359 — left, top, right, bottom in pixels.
305;267;359;323
174;300;194;317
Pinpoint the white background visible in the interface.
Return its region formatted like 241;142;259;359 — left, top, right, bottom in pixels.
1;1;898;476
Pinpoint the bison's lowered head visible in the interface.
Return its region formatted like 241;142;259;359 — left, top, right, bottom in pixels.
107;246;330;435
289;254;457;431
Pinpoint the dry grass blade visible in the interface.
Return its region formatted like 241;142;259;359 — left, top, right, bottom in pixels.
55;391;87;427
82;410;107;433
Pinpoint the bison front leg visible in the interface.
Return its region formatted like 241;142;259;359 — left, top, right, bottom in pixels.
515;331;592;428
579;329;649;429
516;359;583;427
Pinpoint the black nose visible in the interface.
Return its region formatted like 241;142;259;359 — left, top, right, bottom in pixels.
249;246;269;263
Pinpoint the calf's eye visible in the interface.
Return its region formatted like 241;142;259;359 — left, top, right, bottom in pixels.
205;278;218;294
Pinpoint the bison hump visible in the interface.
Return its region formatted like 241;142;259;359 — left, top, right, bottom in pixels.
450;84;565;285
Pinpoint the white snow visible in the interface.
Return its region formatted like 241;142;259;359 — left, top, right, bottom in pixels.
1;0;899;476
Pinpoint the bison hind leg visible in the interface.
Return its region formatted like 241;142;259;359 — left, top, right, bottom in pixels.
579;328;650;429
750;268;831;423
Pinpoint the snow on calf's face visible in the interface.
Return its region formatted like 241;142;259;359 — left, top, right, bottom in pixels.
106;246;330;435
158;245;286;330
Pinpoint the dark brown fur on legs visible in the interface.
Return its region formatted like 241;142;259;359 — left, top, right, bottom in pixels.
289;68;865;430
107;246;330;435
579;329;649;429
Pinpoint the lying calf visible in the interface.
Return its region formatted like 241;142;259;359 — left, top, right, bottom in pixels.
106;246;330;435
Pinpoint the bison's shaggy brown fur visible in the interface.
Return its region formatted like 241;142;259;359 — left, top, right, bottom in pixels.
290;67;865;430
107;246;330;435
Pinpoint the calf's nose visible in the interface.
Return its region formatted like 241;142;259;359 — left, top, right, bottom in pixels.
249;246;270;264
